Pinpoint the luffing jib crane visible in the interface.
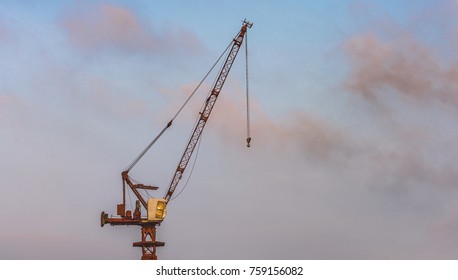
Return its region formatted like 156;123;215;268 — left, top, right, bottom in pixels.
100;20;253;260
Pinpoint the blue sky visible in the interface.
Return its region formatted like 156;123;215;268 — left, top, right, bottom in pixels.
1;0;458;259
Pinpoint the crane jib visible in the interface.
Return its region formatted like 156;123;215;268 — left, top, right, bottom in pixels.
164;21;252;202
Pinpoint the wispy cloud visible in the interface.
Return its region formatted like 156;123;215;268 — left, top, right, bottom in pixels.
154;78;349;160
344;2;458;109
61;3;202;54
0;94;17;107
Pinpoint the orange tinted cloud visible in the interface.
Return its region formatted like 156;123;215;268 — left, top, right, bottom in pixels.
207;91;346;159
153;78;348;158
0;94;16;107
0;21;11;42
61;3;202;54
0;94;23;118
344;32;458;108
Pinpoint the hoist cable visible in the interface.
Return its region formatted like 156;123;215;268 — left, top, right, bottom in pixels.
170;27;249;201
171;40;233;122
169;93;207;201
123;39;234;172
170;131;203;201
245;30;251;148
168;36;231;201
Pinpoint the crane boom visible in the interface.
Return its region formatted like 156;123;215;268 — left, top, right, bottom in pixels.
164;20;252;202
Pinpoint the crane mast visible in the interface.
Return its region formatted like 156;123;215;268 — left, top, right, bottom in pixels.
100;20;253;260
165;20;252;201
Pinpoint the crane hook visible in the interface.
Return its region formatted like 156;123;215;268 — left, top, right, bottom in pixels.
246;137;251;148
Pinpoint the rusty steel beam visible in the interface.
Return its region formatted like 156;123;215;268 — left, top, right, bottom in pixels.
136;223;164;260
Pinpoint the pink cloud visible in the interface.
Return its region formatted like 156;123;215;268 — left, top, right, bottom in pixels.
202;90;347;159
0;21;10;42
344;32;458;108
0;94;16;107
61;3;202;54
0;94;23;118
345;33;437;100
153;80;348;158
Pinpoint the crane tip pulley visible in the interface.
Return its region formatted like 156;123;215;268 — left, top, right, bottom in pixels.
243;19;253;28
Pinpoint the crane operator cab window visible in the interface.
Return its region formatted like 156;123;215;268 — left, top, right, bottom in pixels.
147;198;167;222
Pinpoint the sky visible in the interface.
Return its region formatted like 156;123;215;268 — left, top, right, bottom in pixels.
1;0;458;259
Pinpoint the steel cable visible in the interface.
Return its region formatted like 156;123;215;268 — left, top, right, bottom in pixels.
124;39;234;172
245;30;251;147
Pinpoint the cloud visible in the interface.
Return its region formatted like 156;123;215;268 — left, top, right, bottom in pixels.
155;78;348;160
345;34;435;100
340;8;458;190
337;10;458;258
0;94;26;119
61;3;202;54
341;31;458;187
0;21;12;42
0;94;17;107
344;29;458;109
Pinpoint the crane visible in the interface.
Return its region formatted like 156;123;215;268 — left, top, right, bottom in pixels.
100;20;253;260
